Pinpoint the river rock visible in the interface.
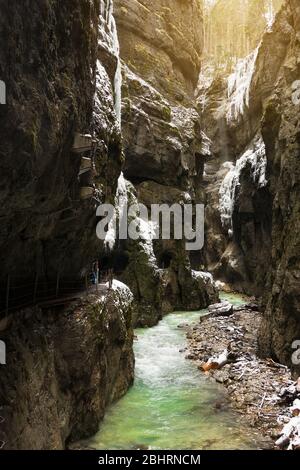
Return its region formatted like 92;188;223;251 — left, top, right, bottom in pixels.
208;301;234;317
245;302;260;312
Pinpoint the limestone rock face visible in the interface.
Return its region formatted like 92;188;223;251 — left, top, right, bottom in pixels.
112;178;219;328
115;0;203;103
258;0;300;373
121;66;204;190
115;0;205;196
0;0;122;290
199;0;300;372
199;0;296;296
110;0;217;325
0;286;134;450
0;0;134;451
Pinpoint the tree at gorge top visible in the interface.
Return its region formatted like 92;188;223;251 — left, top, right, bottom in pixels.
204;0;283;71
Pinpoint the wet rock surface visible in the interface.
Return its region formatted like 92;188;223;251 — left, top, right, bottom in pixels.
257;0;300;374
1;0;300;452
114;179;219;327
197;0;300;375
121;66;203;189
0;285;134;450
199;1;296;297
0;0;132;451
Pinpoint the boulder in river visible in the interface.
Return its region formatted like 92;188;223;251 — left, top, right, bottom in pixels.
208;301;234;317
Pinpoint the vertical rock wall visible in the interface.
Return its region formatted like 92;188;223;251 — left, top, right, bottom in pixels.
199;0;300;373
0;0;122;290
199;0;295;296
112;0;219;325
258;0;300;374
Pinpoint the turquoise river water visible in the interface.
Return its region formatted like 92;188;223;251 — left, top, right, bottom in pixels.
86;293;264;450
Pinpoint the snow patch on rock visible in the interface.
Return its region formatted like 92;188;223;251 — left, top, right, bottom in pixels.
219;135;267;235
192;270;213;283
227;46;259;122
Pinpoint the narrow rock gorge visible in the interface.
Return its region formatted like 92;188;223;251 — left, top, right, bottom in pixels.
0;0;300;452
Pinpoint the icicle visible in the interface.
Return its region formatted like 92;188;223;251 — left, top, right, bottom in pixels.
107;1;122;127
111;17;122;127
97;1;122;128
106;0;113;23
104;173;128;251
219;135;267;235
100;0;105;17
104;173;158;268
226;46;259;122
264;0;275;31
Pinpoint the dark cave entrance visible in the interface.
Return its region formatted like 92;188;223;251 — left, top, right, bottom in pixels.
189;250;205;271
100;250;130;275
158;251;173;269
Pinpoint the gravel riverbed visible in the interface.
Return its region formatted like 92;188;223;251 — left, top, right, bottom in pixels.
183;300;300;448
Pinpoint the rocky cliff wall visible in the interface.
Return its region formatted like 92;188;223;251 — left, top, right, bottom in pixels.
198;0;295;296
199;0;300;372
258;0;300;374
0;284;134;449
0;0;122;292
115;0;203;103
0;0;135;450
112;0;219;325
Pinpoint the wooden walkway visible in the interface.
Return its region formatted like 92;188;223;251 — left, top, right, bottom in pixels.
37;283;110;308
0;282;112;318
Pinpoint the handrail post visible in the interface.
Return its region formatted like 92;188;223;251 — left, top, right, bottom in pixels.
96;262;99;293
5;275;10;317
33;273;39;303
56;272;60;298
85;274;88;297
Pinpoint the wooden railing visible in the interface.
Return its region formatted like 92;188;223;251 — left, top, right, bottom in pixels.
0;270;114;318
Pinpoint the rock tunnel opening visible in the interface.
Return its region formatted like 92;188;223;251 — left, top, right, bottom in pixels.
158;251;173;269
100;250;130;275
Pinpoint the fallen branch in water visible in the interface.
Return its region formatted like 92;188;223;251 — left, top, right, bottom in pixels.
266;358;289;370
202;348;231;372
